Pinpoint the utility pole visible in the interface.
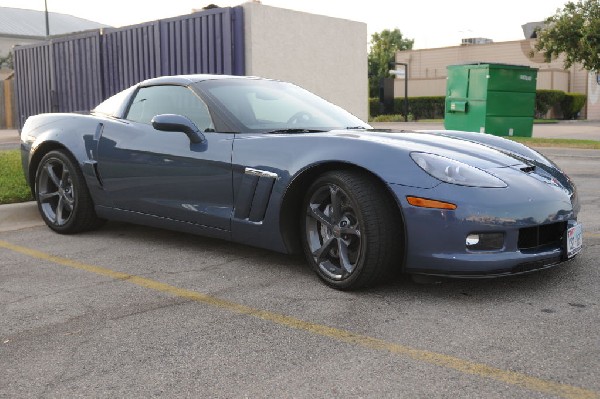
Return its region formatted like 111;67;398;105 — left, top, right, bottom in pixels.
44;0;50;37
390;62;409;122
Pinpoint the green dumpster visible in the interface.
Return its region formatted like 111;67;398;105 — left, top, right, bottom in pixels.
444;63;538;137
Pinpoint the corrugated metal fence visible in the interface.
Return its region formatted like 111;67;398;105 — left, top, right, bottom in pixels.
13;6;244;128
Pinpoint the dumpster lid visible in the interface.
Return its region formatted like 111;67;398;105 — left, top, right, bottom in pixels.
448;62;536;70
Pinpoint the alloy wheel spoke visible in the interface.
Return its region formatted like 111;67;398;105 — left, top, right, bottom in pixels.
337;239;354;274
39;191;59;202
55;196;65;224
340;226;360;237
313;237;336;264
45;164;61;187
307;205;333;228
329;186;342;223
62;193;74;211
60;168;70;188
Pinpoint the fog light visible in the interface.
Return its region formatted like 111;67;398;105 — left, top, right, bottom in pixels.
466;233;504;251
466;234;480;246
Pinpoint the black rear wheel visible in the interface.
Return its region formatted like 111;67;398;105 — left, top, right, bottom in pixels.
35;150;104;234
301;170;403;290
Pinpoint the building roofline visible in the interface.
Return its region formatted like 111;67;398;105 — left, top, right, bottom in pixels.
402;38;536;53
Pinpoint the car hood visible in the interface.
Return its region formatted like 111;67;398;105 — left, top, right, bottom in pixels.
329;129;531;170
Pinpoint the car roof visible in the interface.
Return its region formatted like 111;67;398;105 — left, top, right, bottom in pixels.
139;74;265;87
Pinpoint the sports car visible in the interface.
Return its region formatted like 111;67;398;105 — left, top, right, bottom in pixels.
20;74;583;290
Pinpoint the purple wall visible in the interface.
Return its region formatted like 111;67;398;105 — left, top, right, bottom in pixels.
13;6;245;128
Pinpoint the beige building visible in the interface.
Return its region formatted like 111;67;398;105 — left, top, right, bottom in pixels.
393;39;600;120
242;2;368;120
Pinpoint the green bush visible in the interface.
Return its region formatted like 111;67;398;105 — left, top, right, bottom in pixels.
535;90;565;118
560;93;587;120
369;97;381;117
366;96;445;120
373;91;586;121
392;96;445;120
371;113;414;122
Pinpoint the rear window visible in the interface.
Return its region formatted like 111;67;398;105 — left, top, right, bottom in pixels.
93;86;136;117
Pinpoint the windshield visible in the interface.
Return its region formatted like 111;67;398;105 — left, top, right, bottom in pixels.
197;79;368;133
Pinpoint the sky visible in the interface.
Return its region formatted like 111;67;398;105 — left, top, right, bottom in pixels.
0;0;572;49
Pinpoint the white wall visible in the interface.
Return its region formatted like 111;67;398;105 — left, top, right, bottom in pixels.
0;36;41;58
242;2;368;121
587;72;600;120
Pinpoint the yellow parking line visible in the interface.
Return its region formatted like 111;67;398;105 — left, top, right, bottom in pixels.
0;239;597;399
584;232;600;238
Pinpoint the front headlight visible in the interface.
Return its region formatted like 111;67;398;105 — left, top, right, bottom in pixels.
410;152;507;188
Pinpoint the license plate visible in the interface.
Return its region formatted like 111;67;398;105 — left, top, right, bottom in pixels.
566;223;583;258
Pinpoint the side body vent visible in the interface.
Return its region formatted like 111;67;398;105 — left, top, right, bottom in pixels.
234;168;277;223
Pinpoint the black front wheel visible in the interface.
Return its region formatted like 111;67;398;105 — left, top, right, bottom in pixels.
301;170;403;290
35;150;104;234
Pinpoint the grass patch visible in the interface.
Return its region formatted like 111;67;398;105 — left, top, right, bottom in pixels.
0;149;33;204
507;137;600;150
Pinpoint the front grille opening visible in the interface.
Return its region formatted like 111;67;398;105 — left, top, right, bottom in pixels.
518;222;566;251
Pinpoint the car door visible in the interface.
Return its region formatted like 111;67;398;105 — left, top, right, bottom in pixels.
96;84;234;232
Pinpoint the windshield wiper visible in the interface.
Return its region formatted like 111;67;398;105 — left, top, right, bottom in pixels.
345;126;369;130
266;128;326;134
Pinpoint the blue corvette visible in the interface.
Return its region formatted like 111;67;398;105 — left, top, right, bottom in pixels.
20;75;582;290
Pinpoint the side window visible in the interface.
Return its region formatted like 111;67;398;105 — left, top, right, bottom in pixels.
125;85;214;131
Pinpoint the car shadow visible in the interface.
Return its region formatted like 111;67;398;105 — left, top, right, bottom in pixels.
90;221;583;303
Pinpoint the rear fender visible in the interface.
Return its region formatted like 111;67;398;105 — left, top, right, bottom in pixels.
22;115;108;204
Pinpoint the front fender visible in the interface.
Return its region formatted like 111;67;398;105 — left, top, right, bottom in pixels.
230;132;431;253
233;132;439;189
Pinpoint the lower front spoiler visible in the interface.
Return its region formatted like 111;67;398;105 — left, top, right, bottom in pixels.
409;253;577;279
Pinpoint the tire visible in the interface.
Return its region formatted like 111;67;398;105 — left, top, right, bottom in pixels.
301;170;403;290
35;150;104;234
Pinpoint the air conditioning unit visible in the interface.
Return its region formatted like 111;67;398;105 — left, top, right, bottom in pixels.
461;37;493;46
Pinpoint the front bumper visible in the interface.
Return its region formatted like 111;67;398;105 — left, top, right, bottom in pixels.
389;166;580;277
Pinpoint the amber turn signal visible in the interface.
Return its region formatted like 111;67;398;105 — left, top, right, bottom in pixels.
406;196;457;210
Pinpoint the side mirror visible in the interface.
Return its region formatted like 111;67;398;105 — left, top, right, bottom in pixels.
151;114;205;144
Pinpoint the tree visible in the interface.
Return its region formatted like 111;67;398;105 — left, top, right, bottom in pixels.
534;0;600;72
0;51;13;69
368;29;414;97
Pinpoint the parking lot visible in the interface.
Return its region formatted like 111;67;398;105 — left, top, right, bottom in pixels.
1;147;599;398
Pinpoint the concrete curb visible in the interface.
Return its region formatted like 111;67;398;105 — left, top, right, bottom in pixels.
0;201;44;232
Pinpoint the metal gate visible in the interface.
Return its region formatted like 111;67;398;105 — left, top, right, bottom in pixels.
13;6;245;128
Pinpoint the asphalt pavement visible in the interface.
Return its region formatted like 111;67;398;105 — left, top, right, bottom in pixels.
1;126;600;397
1;147;599;398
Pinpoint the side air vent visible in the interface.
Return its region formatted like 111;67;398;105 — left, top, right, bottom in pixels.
234;168;278;223
520;165;536;173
